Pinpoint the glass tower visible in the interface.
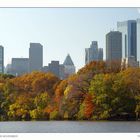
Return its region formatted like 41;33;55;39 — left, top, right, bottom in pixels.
137;19;140;64
117;20;137;61
0;46;4;73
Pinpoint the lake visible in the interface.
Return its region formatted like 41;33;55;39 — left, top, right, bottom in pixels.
0;121;140;133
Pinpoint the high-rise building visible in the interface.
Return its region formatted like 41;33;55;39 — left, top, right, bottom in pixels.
48;61;60;77
41;63;65;80
117;20;137;61
122;56;139;69
63;54;75;78
41;66;49;73
137;19;140;65
41;54;75;79
106;31;122;62
10;58;29;76
29;43;43;72
0;46;4;73
85;41;103;64
5;64;12;74
85;41;98;64
98;48;103;61
59;64;65;80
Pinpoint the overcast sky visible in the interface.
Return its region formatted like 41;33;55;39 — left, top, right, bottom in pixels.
0;8;140;71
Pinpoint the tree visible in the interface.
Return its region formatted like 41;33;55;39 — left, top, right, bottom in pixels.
54;80;68;104
89;71;137;120
34;92;50;109
8;93;34;120
32;72;60;95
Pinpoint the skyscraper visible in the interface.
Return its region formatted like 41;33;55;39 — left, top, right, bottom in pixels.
117;20;137;61
41;61;65;80
29;43;43;72
98;48;103;61
106;31;122;61
63;54;75;78
48;61;60;77
0;46;4;73
137;19;140;65
85;41;103;64
11;58;29;76
85;41;98;64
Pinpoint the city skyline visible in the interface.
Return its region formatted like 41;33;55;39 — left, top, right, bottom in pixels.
0;8;140;70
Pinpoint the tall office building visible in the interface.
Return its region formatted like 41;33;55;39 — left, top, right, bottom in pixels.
117;20;137;61
106;31;122;61
59;64;65;80
85;41;98;64
5;64;12;74
41;56;75;80
0;46;4;73
137;19;140;65
48;61;60;77
63;54;75;78
10;58;29;76
85;41;103;64
41;62;65;80
29;43;43;72
98;48;103;61
122;56;139;69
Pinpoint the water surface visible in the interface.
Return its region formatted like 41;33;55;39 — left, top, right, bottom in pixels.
0;121;140;133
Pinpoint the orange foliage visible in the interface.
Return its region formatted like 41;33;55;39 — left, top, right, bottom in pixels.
54;80;68;103
84;94;94;119
10;71;60;95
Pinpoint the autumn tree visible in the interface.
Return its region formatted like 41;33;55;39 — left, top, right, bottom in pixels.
89;71;137;120
8;93;34;120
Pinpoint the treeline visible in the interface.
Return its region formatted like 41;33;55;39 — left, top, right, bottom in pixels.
0;61;140;121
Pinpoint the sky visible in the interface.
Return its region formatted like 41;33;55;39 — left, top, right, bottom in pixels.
0;8;140;71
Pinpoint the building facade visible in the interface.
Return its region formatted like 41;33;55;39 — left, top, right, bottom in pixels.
10;58;29;76
0;46;4;73
48;61;60;78
98;48;103;61
121;56;139;69
59;64;65;80
63;54;75;78
117;20;137;61
137;19;140;65
85;41;103;64
41;55;75;80
106;31;122;62
85;41;98;64
29;43;43;72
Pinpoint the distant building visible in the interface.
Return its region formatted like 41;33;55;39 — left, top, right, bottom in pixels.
41;61;60;78
59;64;65;80
41;54;75;79
63;54;76;78
117;20;137;61
10;58;29;76
29;43;43;72
85;41;98;64
106;31;122;62
85;41;103;64
5;64;12;74
98;48;103;61
41;66;49;73
121;56;139;69
41;63;65;80
137;19;140;66
0;46;4;73
48;61;60;78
